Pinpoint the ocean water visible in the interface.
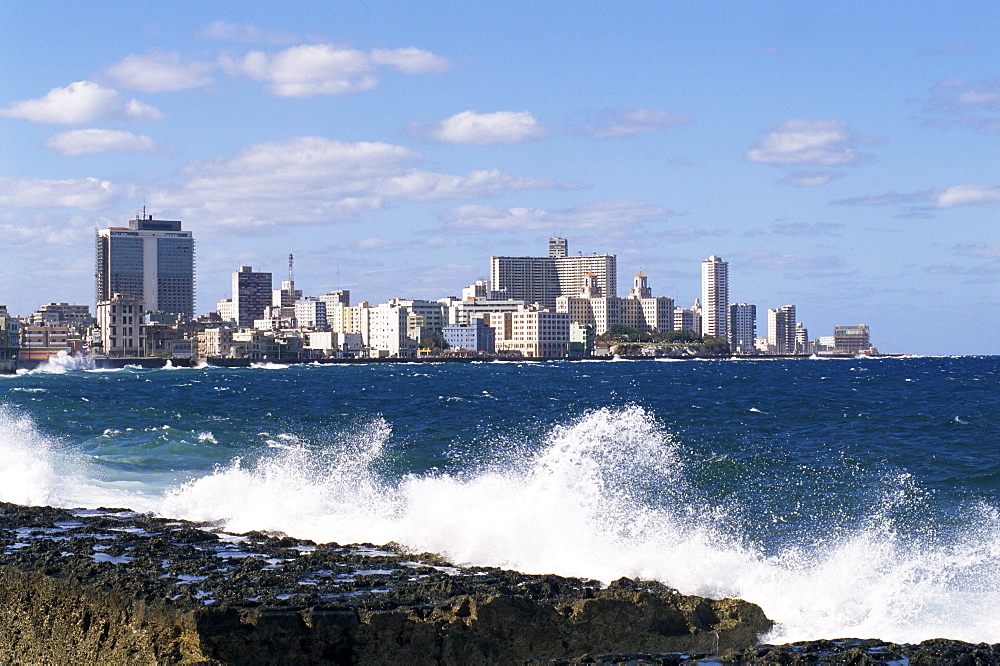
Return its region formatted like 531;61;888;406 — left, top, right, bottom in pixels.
1;354;998;645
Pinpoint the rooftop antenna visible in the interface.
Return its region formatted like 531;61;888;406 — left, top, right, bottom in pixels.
288;253;294;285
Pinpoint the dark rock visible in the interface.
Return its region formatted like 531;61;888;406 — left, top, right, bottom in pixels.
0;501;770;663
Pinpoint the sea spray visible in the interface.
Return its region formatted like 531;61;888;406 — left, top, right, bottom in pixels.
2;357;997;645
155;404;1000;645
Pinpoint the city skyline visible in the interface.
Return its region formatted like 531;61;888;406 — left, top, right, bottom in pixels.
1;2;998;355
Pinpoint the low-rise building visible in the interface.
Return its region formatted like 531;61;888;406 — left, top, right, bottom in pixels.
491;306;569;358
442;319;495;353
27;303;93;330
96;294;145;357
0;306;19;360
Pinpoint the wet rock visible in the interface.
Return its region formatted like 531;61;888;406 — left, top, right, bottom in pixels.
0;502;771;663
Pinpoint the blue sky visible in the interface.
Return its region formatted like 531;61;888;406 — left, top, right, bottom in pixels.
1;1;997;354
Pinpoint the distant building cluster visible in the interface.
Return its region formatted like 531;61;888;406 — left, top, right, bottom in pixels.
0;216;876;362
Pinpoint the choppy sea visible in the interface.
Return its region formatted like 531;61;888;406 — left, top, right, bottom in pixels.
1;354;997;644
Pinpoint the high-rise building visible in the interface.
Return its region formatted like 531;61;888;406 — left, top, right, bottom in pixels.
95;212;195;317
232;266;272;327
834;324;871;354
701;255;729;339
767;305;796;354
729;303;756;354
491;238;616;309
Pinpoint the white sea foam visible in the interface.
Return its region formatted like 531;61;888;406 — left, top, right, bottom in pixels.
152;406;1000;644
16;350;96;374
4;400;997;644
0;406;132;509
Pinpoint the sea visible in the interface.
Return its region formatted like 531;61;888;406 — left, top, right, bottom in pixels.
1;354;998;645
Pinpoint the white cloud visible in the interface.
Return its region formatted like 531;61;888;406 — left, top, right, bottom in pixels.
733;250;842;271
0;176;121;210
779;170;845;187
955;243;1000;259
45;129;159;156
936;184;1000;208
582;108;693;138
198;21;297;44
923;78;1000;134
771;222;844;237
370;48;452;74
105;51;214;92
832;190;936;206
154;136;554;227
745;119;873;166
414;110;546;145
0;81;164;124
440;200;670;232
221;43;451;97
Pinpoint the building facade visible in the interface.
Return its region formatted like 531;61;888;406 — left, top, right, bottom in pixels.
442;319;495;353
556;273;672;335
96;213;194;317
232;266;272;327
701;255;729;339
728;303;757;354
490;306;570;358
490;238;616;310
96;294;146;357
834;324;871;354
767;305;797;354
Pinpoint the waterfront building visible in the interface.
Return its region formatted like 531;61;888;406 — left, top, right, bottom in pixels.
570;322;594;356
303;331;362;357
490;306;570;358
232;266;272;327
701;255;729;339
95;212;194;317
767;305;797;354
729;303;757;354
556;273;673;336
490;238;616;310
359;301;418;358
387;299;447;342
442;319;495;353
96;294;146;357
795;323;811;354
0;306;19;360
294;297;327;329
18;325;83;361
27;303;93;330
834;324;872;354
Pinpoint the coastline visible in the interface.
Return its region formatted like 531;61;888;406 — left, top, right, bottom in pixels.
0;501;769;663
0;351;904;374
2;502;998;664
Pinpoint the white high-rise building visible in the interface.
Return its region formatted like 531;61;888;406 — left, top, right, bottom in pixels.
701;255;729;339
768;305;796;354
729;303;756;354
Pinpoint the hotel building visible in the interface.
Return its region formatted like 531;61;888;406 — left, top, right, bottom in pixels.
95;213;195;318
490;237;616;310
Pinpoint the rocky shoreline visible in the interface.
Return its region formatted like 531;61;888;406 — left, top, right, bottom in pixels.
0;502;996;664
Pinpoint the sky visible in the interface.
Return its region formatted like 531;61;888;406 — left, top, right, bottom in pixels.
1;2;997;355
